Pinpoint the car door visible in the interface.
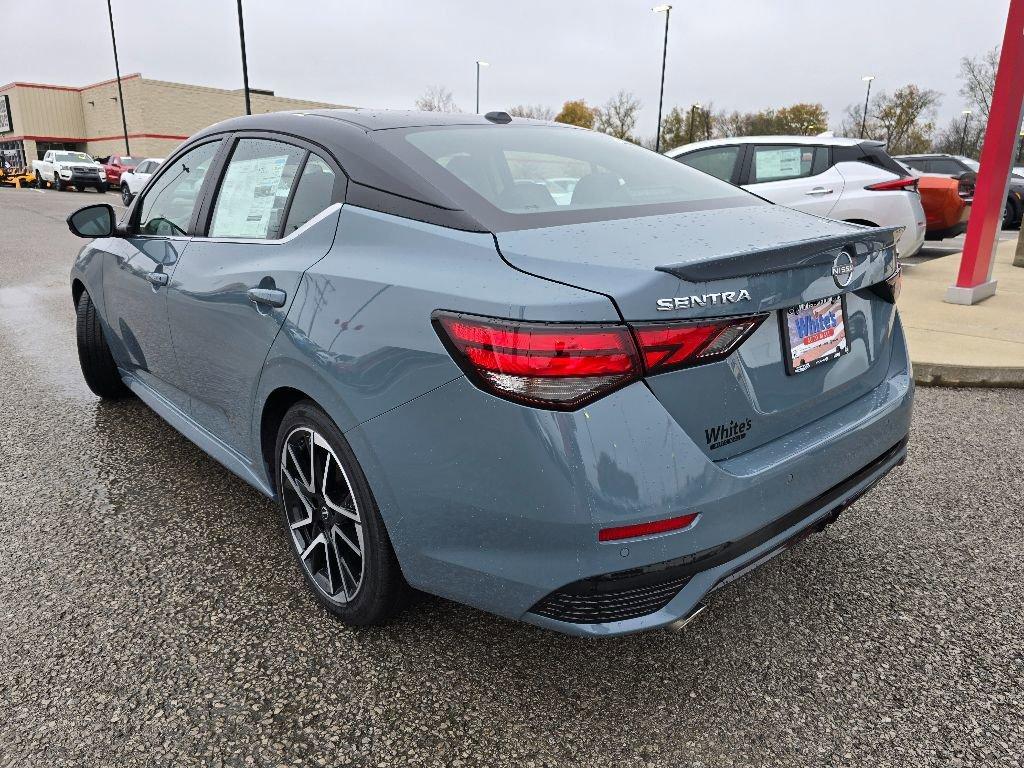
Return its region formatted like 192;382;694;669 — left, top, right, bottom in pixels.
165;134;343;458
673;144;743;184
99;139;224;411
743;144;845;217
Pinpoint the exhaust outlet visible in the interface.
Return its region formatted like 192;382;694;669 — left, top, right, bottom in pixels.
667;602;707;633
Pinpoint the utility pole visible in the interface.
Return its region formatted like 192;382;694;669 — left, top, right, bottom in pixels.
106;0;130;155
653;5;672;152
860;75;874;139
237;0;252;115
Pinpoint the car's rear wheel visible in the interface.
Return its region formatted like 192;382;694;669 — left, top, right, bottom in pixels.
1004;198;1017;229
275;402;407;625
53;175;64;191
36;173;45;189
121;183;132;206
75;290;128;399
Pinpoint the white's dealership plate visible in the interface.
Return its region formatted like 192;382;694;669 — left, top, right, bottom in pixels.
782;295;849;375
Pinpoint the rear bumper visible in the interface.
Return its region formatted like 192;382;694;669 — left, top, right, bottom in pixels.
347;314;914;636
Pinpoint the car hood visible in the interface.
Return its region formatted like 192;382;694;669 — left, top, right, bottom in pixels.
494;204;892;320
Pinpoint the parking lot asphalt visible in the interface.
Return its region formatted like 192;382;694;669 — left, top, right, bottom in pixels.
1;187;1022;768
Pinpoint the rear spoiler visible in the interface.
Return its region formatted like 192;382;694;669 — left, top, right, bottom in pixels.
656;226;901;282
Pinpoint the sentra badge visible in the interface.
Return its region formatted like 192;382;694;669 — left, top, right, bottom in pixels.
656;289;751;311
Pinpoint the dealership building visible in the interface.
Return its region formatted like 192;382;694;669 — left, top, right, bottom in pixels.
0;73;347;167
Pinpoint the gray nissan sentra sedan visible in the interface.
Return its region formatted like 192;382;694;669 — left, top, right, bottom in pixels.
65;109;912;637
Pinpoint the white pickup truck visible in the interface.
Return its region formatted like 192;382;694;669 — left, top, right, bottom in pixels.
32;150;107;192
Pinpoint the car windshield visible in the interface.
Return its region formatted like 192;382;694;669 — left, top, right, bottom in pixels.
389;125;754;218
119;156;139;165
54;152;94;163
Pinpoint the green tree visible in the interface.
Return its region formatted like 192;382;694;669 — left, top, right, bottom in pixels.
554;99;596;129
773;103;829;135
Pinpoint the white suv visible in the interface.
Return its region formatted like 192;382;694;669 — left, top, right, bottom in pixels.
667;136;926;257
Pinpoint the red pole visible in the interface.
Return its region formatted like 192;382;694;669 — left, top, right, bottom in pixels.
947;0;1024;305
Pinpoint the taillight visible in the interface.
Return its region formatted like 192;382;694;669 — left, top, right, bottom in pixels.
865;177;919;192
433;312;640;408
434;311;766;409
631;315;767;375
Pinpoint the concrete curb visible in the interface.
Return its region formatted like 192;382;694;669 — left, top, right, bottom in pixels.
913;362;1024;388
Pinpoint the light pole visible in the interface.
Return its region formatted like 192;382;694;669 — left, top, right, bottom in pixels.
959;109;973;155
475;61;489;114
237;0;251;115
653;4;672;152
860;75;874;139
105;0;130;155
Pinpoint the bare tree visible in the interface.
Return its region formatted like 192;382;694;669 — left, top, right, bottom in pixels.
415;85;460;113
594;91;642;142
959;46;1000;122
835;84;940;153
507;104;555;120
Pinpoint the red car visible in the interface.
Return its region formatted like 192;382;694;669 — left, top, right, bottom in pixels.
99;154;139;188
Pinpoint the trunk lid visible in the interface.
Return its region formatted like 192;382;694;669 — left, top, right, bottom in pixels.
495;204;900;460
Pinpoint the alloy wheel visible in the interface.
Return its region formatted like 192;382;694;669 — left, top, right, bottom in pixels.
280;427;365;604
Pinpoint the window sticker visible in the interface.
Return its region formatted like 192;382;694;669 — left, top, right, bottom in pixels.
212;154;290;238
755;148;802;181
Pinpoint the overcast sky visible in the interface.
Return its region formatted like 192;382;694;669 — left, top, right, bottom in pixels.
6;0;1012;137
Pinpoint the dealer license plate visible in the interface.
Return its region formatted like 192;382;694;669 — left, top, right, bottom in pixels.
782;295;849;375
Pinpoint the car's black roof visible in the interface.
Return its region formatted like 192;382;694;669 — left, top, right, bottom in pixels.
188;109;556;232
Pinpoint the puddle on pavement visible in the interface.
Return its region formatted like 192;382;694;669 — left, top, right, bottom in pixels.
0;282;94;401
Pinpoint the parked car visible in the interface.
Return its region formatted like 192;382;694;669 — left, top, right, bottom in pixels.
118;157;164;206
895;153;1024;229
98;154;139;188
668;137;926;258
895;160;972;241
65;110;912;636
33;150;106;192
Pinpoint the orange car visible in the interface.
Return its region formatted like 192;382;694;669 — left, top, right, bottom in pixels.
916;173;972;241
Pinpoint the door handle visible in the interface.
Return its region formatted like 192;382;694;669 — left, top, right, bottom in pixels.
805;187;834;195
247;287;287;308
146;271;169;287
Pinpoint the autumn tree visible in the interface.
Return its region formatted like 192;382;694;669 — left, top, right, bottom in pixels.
507;104;555;120
415;85;460;113
554;99;597;129
836;84;940;153
959;46;999;122
594;91;642;142
773;103;829;135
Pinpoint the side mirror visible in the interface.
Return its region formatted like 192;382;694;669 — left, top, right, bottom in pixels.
67;204;116;239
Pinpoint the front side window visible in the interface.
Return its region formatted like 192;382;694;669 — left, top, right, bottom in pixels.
283;155;337;235
392;125;751;216
209;138;305;239
138;141;221;237
752;145;818;183
676;146;740;182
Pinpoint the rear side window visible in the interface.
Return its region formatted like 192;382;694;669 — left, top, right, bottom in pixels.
900;158;930;173
209;138;305;239
676;146;740;182
929;158;966;175
751;145;820;183
138;140;221;237
283;155;337;235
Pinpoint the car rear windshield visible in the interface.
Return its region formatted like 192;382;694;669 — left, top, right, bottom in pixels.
377;125;760;229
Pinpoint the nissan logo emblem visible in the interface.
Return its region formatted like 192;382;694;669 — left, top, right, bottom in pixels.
832;251;855;288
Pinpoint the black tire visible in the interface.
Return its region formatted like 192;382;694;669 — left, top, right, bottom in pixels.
121;183;133;206
275;401;407;626
1003;198;1017;229
53;175;64;191
36;173;45;189
75;290;128;399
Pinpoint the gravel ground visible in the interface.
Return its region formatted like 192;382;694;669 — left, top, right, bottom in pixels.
1;187;1022;767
